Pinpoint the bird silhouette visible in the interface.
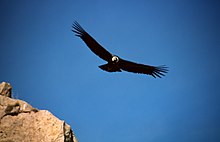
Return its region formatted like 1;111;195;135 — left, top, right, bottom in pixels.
72;21;168;78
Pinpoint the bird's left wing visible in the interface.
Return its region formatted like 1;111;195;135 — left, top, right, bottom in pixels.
72;21;113;62
119;59;168;78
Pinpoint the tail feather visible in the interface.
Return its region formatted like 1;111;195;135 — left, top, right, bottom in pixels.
99;63;122;72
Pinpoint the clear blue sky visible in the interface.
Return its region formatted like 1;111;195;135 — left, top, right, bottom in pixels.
0;0;219;142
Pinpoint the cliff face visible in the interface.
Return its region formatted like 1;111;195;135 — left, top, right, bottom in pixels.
0;82;78;142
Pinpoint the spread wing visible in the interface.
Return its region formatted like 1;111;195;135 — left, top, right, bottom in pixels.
119;59;168;78
72;21;113;62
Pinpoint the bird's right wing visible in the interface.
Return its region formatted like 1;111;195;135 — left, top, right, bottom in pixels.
72;21;113;62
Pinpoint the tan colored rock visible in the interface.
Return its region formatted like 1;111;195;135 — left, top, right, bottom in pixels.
0;82;78;142
0;82;12;98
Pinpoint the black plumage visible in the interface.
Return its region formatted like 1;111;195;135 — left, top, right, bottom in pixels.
72;21;168;78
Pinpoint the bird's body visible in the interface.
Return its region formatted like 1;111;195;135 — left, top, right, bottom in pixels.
72;21;168;78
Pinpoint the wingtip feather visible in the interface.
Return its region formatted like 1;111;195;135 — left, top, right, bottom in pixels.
151;65;168;78
72;21;86;36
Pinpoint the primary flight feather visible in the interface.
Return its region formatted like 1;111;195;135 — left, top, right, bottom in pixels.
72;21;168;78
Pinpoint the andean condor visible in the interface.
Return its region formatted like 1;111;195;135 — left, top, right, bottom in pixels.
72;21;168;78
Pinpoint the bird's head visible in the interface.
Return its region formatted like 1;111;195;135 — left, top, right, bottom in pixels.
112;55;119;63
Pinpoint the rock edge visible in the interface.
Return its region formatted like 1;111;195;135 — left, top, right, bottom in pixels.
0;82;78;142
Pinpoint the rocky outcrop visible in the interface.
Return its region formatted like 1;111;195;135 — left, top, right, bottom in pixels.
0;82;12;98
0;82;78;142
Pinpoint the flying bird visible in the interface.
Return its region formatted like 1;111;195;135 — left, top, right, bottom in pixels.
72;21;168;78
